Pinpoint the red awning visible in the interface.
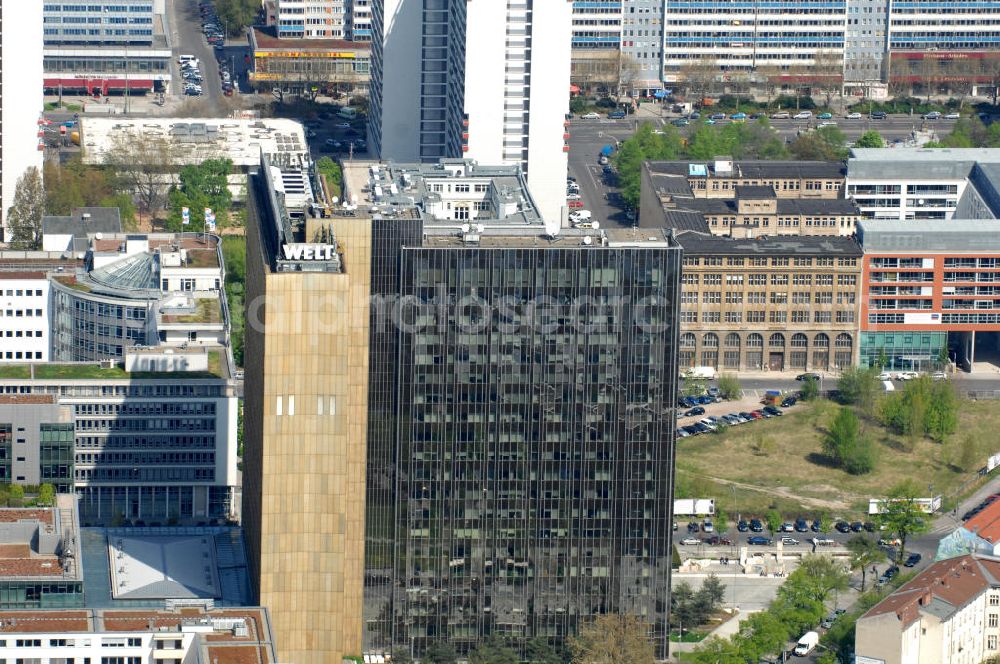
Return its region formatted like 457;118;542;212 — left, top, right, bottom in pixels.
43;77;155;91
570;84;581;94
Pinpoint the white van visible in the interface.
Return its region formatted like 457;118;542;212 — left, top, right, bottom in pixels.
794;631;819;656
338;107;358;120
178;54;197;64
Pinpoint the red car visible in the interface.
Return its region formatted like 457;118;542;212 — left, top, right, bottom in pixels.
749;410;764;420
567;199;584;208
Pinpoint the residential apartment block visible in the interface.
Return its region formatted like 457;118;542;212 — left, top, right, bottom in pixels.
244;154;681;662
675;232;863;372
858;219;1000;373
0;606;277;663
273;0;348;39
856;555;1000;664
369;0;571;225
847;148;1000;222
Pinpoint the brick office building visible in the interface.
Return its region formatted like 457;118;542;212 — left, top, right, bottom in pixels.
858;219;1000;372
676;232;863;372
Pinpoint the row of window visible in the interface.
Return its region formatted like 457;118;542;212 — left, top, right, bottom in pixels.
1;289;44;297
684;290;857;304
681;310;855;323
682;273;857;285
683;256;856;267
1;330;44;338
0;309;44;317
1;352;43;360
680;332;854;348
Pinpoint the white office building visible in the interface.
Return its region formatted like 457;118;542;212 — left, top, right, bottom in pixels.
370;0;571;225
847;148;1000;222
1;0;44;243
275;0;348;39
0;274;51;362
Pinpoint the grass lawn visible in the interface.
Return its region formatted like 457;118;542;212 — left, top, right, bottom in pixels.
670;630;708;643
676;397;1000;520
34;364;128;380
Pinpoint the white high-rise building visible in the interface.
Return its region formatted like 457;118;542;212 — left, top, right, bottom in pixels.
370;0;571;225
1;0;44;243
276;0;348;39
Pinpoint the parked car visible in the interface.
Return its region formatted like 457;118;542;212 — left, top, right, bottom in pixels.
770;111;791;119
795;518;809;532
863;521;876;532
923;111;942;120
781;537;800;546
904;553;922;567
684;406;705;417
737;520;750;532
796;372;821;381
730;112;747;120
812;537;835;546
676;428;690;438
687;521;700;533
608;110;626;119
704;535;733;546
931;371;947;381
945;112;961;120
703;520;714;533
817;112;833;120
747;536;772;545
581;112;600;119
710;113;727;120
811;519;823;532
871;111;888;120
780;522;795;532
850;521;864;532
739;412;755;421
781;396;797;408
680;537;701;546
749;410;764;420
671;118;690;127
750;519;764;532
749;113;765;120
793;111;813;120
846;111;863;119
762;405;783;417
834;521;852;533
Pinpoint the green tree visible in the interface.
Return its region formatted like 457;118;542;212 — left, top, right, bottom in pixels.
957;434;981;472
221;236;246;367
875;480;931;562
43;158;114;215
100;193;138;231
926;380;959;443
468;637;519;664
570;614;655;664
214;0;259;36
765;509;782;533
570;97;588;114
688;637;744;664
166;158;234;232
823;407;876;475
796;555;850;602
846;534;886;592
613;123;682;207
837;366;881;414
422;642;458;664
316;156;344;198
37;483;55;507
799;376;819;401
789;125;849;161
6;167;46;249
854;130;885;148
717;373;741;400
699;574;727;607
525;637;568;664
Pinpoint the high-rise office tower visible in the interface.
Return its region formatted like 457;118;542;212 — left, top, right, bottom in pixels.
368;1;572;225
244;156;681;661
1;0;44;242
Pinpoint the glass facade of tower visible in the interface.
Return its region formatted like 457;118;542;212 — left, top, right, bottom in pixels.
363;233;681;660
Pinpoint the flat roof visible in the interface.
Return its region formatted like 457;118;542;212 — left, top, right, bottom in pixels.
0;497;80;582
648;160;846;180
80;118;309;169
848;148;1000;181
680;197;858;216
42;208;121;238
420;226;677;249
858;219;1000;252
676;231;863;257
0;607;276;664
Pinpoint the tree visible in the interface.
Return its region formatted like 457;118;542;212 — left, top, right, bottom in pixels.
681;57;719;102
765;509;782;534
800;376;819;401
214;0;259;36
926;379;959;443
846;534;886;592
689;636;744;664
101;193;138;231
6;167;46;249
854;130;885;148
166;158;234;232
43;158;115;215
37;484;55;507
957;434;981;473
102;134;183;223
749;430;776;457
8;484;25;507
794;555;850;603
789;125;849;161
875;480;931;562
422;642;458;664
617;52;642;99
468;637;519;664
570;614;655;664
717;373;741;400
823;407;876;475
700;574;727;607
613;123;682;208
525;637;568;664
837;366;880;414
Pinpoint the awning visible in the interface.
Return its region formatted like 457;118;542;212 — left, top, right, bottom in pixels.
43;77;155;91
653;90;668;99
569;84;581;93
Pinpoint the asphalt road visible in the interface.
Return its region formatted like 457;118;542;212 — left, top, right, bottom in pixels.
566;118;637;228
764;114;958;144
168;0;235;112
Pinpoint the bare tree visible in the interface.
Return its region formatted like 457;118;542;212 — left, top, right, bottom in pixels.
920;56;943;103
812;50;844;108
617;52;642;100
681;56;719;102
102;134;182;223
5;166;46;249
756;65;782;106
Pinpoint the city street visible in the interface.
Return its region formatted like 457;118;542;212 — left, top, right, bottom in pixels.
566;118;636;228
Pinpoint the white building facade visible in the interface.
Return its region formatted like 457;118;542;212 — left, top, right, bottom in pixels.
370;0;571;225
1;0;45;243
276;0;348;39
349;0;372;40
0;274;50;362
